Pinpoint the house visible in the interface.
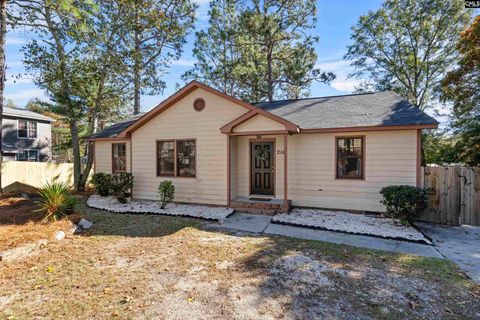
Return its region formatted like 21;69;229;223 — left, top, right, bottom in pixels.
1;107;54;162
87;81;438;213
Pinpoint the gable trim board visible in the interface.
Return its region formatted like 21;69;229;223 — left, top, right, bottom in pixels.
89;81;438;212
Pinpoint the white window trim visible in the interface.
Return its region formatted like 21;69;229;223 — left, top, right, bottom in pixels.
16;149;39;162
17;119;38;139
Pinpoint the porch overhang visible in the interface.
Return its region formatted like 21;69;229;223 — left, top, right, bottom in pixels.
226;130;292;136
220;109;299;134
226;132;290;211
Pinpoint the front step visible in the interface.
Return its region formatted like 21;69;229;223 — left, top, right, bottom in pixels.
232;206;277;216
230;198;291;216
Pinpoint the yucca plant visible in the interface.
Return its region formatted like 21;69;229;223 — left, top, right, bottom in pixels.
36;182;77;221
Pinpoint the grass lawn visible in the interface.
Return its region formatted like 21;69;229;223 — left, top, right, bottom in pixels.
1;197;479;319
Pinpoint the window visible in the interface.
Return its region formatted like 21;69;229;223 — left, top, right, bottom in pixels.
177;140;196;177
18;120;37;138
112;143;127;173
157;139;196;178
157;141;175;176
336;137;364;179
17;150;39;162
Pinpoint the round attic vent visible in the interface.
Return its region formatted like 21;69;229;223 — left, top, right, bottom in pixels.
193;98;205;111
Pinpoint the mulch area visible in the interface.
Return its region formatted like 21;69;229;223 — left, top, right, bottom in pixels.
0;193;83;251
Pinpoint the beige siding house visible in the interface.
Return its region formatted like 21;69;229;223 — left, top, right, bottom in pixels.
87;81;437;213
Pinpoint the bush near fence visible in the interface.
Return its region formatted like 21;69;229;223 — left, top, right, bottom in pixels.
0;161;84;193
420;166;480;226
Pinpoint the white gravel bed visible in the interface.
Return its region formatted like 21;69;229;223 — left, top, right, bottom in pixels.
87;195;234;222
272;208;431;244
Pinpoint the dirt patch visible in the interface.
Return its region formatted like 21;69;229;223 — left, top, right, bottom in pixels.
0;196;82;251
0;201;479;319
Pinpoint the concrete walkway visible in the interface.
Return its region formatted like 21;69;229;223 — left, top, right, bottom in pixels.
220;213;443;259
416;222;480;284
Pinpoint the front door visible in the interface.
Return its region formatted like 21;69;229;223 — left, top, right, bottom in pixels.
251;142;274;196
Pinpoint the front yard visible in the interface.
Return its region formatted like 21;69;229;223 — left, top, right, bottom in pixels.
1;197;479;319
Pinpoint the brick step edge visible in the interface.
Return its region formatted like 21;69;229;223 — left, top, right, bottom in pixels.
233;207;276;216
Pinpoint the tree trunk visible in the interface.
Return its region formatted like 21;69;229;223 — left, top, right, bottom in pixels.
69;118;82;191
267;47;273;102
0;0;6;194
78;142;94;191
133;10;141;114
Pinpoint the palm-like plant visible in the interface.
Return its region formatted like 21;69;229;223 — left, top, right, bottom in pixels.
36;182;76;221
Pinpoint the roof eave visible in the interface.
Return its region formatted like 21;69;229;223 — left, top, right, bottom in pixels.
3;112;55;122
299;123;438;134
85;136;130;142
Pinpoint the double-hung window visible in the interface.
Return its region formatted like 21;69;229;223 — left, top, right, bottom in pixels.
18;120;37;139
157;139;196;178
17;150;39;162
112;143;127;173
336;137;364;179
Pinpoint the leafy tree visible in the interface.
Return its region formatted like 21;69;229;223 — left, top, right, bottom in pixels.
10;0;131;190
81;0;132;131
9;0;96;190
442;15;480;166
182;0;241;96
122;0;196;114
422;131;458;165
345;0;471;109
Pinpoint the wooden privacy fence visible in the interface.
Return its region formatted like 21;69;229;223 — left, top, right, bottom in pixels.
1;161;76;193
420;166;480;226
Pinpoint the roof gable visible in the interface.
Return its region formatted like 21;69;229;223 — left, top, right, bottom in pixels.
118;81;298;138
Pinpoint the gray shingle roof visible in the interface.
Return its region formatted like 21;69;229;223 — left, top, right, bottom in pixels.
87;113;144;139
253;91;438;129
2;106;54;122
89;91;438;139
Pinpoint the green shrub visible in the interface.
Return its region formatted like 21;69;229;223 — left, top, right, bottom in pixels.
91;173;112;196
111;173;134;203
36;182;76;221
380;185;428;224
158;180;175;209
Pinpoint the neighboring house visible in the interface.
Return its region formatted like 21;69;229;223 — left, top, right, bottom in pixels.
87;81;438;213
1;107;54;162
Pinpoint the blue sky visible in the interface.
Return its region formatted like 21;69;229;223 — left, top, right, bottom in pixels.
4;0;382;112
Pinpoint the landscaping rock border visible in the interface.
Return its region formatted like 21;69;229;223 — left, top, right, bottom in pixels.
0;220;92;262
272;209;432;245
87;195;234;222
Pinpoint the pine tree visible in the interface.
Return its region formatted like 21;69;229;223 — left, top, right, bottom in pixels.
187;0;334;103
183;0;241;97
123;0;196;114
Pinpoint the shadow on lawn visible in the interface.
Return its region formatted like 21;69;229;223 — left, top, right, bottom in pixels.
76;199;479;319
0;195;44;225
231;232;478;319
76;201;202;238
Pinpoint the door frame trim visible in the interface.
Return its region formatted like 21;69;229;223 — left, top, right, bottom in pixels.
249;138;276;197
